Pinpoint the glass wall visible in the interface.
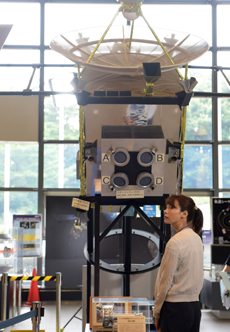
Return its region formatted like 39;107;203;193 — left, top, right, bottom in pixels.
0;1;230;272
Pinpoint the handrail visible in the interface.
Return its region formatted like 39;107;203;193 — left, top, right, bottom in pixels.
1;272;62;332
0;302;40;331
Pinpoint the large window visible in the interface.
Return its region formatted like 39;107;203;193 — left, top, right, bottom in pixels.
0;142;38;188
44;143;80;188
183;145;213;189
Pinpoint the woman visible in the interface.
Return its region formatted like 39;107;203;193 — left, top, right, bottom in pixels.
153;194;204;332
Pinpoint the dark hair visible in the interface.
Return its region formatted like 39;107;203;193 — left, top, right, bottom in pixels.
165;194;203;235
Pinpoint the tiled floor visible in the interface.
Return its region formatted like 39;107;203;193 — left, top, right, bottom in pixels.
3;302;230;332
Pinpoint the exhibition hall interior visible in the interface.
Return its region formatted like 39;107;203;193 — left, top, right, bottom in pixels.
0;0;230;331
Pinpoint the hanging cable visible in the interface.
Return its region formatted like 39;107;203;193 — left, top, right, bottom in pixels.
79;105;86;196
140;9;184;81
128;19;135;51
86;7;121;64
179;64;189;191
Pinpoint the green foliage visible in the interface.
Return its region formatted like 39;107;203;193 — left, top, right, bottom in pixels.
185;98;212;140
183;145;213;188
44;97;79;140
219;99;230;140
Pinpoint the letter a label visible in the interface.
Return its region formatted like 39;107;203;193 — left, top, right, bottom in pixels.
102;153;110;163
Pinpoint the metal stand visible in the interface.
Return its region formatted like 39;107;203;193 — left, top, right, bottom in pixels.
82;195;170;324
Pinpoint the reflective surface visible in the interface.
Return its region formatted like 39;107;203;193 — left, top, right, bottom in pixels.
3;301;230;332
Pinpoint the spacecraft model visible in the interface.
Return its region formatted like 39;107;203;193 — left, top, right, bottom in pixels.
50;1;209;280
50;0;209;198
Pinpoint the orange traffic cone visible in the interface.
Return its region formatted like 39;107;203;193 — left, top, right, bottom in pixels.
26;268;40;306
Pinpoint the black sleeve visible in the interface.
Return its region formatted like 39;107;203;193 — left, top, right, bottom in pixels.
225;254;230;266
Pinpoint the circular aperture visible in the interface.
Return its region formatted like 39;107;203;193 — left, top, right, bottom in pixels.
111;173;129;188
111;148;130;166
218;207;230;232
84;228;161;274
137;148;155;166
136;172;154;188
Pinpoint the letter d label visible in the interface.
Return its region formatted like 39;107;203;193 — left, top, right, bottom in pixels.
155;177;163;185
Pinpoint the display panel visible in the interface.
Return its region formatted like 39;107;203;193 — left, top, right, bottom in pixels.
212;197;230;244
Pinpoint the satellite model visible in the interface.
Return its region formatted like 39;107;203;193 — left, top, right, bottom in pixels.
50;0;209;96
50;0;209;198
50;0;210;280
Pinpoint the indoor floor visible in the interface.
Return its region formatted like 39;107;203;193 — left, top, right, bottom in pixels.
3;301;230;332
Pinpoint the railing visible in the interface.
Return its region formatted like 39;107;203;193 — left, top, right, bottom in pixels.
0;301;43;332
0;272;62;332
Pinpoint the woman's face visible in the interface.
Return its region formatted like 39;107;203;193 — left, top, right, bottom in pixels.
164;199;186;228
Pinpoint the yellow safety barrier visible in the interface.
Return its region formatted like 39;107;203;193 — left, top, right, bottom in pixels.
1;272;62;332
9;275;56;282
